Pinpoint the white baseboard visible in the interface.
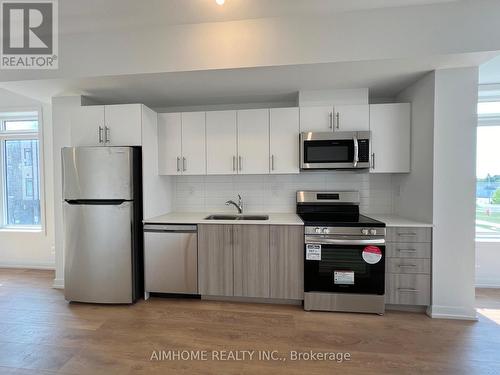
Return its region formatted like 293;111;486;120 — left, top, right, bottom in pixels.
52;278;64;289
426;304;478;321
0;262;55;270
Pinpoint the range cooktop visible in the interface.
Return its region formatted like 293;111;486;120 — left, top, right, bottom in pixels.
296;191;385;228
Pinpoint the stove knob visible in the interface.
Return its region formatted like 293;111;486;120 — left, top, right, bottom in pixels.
322;228;329;234
315;227;321;234
370;229;377;235
361;228;369;235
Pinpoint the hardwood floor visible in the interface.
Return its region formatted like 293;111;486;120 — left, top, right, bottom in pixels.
1;268;500;374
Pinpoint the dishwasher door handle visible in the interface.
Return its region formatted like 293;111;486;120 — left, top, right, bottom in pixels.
143;224;197;232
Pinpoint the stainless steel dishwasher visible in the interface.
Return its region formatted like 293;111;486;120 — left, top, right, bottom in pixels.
143;224;198;295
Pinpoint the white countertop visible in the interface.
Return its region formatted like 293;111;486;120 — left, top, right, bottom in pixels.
369;214;433;228
144;212;304;226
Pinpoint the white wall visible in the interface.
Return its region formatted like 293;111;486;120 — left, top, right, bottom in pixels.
394;72;435;223
172;173;394;215
476;241;500;288
0;89;55;269
429;67;478;320
51;96;83;287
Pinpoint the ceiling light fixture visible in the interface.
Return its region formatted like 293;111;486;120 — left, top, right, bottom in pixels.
216;0;225;5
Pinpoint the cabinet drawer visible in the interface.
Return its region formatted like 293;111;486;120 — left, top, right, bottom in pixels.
386;258;430;274
386;243;431;259
386;227;431;243
385;274;430;306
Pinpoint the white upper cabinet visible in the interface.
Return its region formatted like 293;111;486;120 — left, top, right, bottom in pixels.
158;113;182;175
237;109;270;175
369;103;411;173
334;104;369;132
158;112;206;175
299;104;369;133
206;111;238;175
104;104;142;146
71;105;105;146
299;106;334;132
269;107;300;174
71;104;142;146
181;112;206;175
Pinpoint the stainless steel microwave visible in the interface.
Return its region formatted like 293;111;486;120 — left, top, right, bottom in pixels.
300;131;370;170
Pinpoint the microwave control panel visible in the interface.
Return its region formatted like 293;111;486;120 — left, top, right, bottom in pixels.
358;139;370;162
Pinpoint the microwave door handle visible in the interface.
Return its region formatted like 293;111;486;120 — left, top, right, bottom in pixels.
353;135;359;168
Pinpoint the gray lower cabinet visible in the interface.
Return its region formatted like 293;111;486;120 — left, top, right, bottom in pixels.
233;225;270;298
385;226;432;307
198;224;304;300
385;274;431;306
198;224;233;296
270;225;304;300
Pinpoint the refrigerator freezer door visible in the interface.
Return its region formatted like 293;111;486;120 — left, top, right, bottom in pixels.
62;147;135;200
64;201;134;303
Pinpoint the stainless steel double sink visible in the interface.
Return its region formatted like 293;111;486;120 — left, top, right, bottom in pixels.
204;214;269;221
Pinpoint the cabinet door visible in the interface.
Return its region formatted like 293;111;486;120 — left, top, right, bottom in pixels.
70;105;105;146
158;113;182;175
181;112;206;175
270;225;304;299
299;106;333;132
369;103;411;173
104;104;142;146
269;107;300;174
237;109;269;174
198;225;233;296
233;225;270;298
334;104;369;131
206;111;237;175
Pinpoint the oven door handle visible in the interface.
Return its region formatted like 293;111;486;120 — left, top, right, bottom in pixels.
305;237;386;246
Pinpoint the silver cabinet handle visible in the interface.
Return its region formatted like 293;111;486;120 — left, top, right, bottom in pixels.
371;152;375;169
271;154;275;171
239;156;242;171
176;157;181;172
98;126;103;144
182;157;186;172
329;112;333;129
353;135;359;168
397;249;417;253
336;112;340;129
232;156;236;172
104;126;110;143
397;288;419;293
398;233;417;237
398;264;417;268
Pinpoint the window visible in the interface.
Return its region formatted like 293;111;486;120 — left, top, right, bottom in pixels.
476;100;500;238
0;111;41;228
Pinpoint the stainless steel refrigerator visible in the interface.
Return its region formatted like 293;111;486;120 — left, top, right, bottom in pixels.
62;146;143;304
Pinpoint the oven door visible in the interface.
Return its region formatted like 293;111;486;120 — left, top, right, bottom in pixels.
304;236;385;295
300;132;358;169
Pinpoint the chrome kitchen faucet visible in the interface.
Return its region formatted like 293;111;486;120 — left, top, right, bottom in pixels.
225;194;243;214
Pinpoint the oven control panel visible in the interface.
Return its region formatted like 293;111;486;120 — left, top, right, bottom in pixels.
305;226;386;236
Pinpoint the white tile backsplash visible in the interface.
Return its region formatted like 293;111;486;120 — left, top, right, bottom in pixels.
172;172;394;214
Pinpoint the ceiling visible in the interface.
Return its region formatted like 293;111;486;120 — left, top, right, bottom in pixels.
60;0;458;34
1;52;495;108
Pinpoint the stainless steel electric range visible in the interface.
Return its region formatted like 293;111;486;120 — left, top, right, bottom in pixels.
297;191;386;315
